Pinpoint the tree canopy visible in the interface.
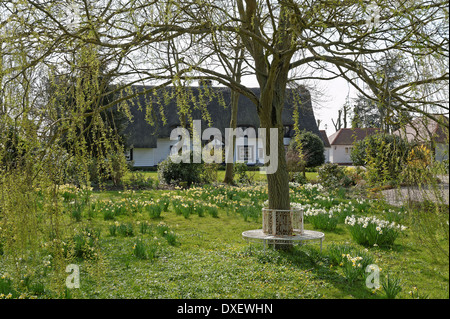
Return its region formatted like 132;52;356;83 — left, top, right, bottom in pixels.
1;0;448;236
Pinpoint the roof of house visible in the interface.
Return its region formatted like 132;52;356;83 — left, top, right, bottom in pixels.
328;128;379;146
319;130;331;148
121;85;321;148
392;114;449;144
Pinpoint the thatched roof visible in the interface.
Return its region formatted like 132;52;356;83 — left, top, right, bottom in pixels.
121;85;320;149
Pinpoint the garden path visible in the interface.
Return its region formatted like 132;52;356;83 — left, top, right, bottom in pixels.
381;175;449;206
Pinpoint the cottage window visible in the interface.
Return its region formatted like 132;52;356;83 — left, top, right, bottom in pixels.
238;145;254;161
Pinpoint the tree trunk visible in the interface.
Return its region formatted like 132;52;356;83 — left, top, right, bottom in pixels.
223;89;239;184
223;46;244;184
259;80;293;250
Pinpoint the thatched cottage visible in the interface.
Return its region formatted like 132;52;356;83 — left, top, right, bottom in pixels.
122;85;322;167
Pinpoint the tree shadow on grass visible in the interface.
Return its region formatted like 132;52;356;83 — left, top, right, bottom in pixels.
252;245;380;299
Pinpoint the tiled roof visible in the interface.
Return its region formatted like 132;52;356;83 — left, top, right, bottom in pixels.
392;114;449;144
328;128;380;145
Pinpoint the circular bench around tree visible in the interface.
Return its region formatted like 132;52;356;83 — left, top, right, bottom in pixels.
242;207;325;251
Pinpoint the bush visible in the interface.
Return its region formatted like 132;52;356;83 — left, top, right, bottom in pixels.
400;145;437;185
157;151;212;188
344;166;366;185
127;172;155;189
290;172;308;185
318;163;353;188
289;131;325;168
351;133;412;186
234;163;254;184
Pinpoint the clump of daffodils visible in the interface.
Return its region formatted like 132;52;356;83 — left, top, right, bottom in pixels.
345;215;407;233
345;215;407;247
341;254;363;268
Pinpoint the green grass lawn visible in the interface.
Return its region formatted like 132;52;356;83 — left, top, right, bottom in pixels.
2;181;447;300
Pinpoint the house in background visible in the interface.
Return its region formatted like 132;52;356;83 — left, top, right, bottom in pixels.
319;130;331;163
122;84;321;168
327;128;379;165
393;114;449;162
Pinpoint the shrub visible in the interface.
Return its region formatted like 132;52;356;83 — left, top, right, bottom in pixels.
158;151;211;188
345;215;407;247
344;166;366;185
127;172;154;189
290;172;308;185
289;130;325;168
318;163;352;188
400;144;436;185
234;163;254;185
201;163;219;184
351;133;412;186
